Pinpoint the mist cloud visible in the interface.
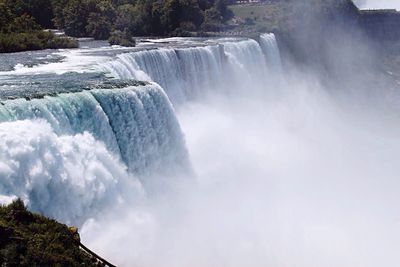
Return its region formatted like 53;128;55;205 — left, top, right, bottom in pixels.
354;0;400;10
81;60;400;266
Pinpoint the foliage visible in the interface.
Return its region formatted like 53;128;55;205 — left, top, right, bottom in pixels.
62;0;91;37
48;0;229;38
0;0;78;52
0;199;103;266
0;0;233;44
215;0;233;22
4;0;54;28
202;7;224;31
7;14;41;33
86;12;112;40
114;4;136;33
108;30;136;46
0;1;14;33
0;31;77;53
51;0;69;29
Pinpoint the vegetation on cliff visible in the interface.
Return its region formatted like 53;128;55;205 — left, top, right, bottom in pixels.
0;199;103;266
229;0;363;66
0;1;78;53
229;0;360;38
0;0;233;49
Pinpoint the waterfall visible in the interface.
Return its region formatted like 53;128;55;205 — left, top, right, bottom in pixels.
223;39;268;79
91;84;189;175
0;84;190;221
259;33;282;72
0;92;120;154
100;45;225;104
100;36;281;104
0;83;189;176
0;119;142;223
0;34;283;224
175;45;224;99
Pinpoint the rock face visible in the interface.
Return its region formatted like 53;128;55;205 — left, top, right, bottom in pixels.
0;199;104;266
271;0;399;68
360;10;400;41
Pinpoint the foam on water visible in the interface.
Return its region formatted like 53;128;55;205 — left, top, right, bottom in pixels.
100;36;282;104
0;33;283;235
259;33;283;72
0;84;189;175
0;119;143;223
0;83;191;222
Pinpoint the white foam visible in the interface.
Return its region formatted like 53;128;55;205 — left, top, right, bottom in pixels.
0;119;144;223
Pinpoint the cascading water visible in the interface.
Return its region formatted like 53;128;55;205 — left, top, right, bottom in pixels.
259;33;283;72
0;83;190;222
0;119;141;223
0;33;282;225
100;45;225;104
174;45;224;99
0;83;189;176
223;39;268;78
91;85;190;175
100;35;282;104
1;31;397;267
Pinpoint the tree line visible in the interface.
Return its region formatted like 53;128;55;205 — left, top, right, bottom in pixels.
0;0;77;52
0;0;233;51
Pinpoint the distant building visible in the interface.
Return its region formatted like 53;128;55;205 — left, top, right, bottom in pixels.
236;0;260;4
234;0;285;4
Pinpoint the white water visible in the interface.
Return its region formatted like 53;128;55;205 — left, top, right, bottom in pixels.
100;37;280;104
0;33;282;224
2;33;399;267
1;36;278;220
260;33;283;72
83;34;400;267
0;119;143;223
0;83;190;222
0;84;189;176
354;0;400;10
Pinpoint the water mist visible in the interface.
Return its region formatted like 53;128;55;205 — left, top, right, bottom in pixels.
0;33;399;267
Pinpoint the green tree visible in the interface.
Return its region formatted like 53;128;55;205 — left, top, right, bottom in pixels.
162;0;181;32
114;4;136;32
7;14;41;33
0;199;103;266
133;0;162;35
51;0;69;29
198;0;214;11
62;0;90;37
95;0;117;20
179;0;204;29
202;7;223;31
109;29;136;46
1;0;234;47
214;0;233;22
86;12;112;39
0;1;14;33
5;0;54;28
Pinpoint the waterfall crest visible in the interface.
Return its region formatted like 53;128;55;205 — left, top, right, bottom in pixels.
259;33;282;72
0;34;282;223
0;84;189;176
0;83;190;221
101;35;282;104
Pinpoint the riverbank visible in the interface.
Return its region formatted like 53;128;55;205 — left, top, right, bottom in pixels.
0;31;78;53
228;1;400;79
0;199;110;266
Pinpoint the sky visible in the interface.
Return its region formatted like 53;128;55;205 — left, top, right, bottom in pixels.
353;0;400;10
